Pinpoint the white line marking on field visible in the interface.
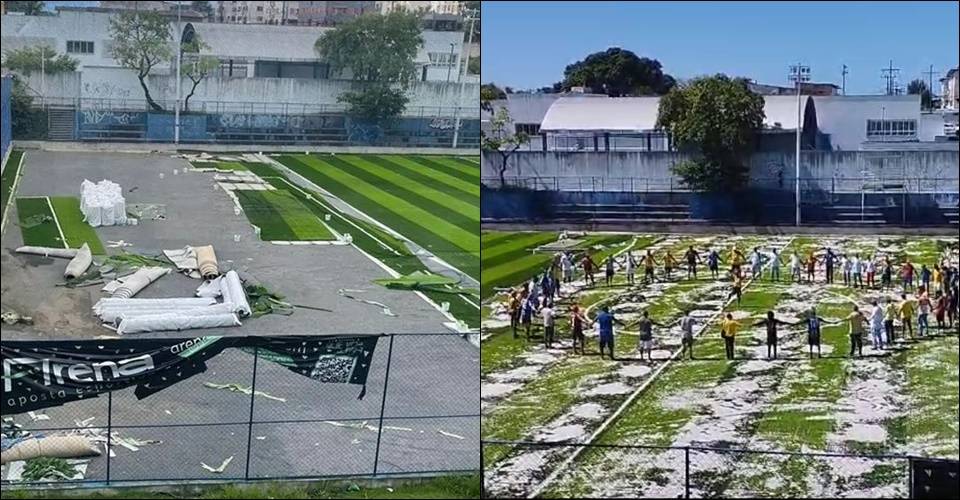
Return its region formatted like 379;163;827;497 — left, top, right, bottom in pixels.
528;236;797;499
45;196;69;249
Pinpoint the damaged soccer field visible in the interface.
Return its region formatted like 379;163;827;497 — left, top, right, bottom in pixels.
480;230;959;498
0;150;479;484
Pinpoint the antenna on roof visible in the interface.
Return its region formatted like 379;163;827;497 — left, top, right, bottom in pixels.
881;60;900;96
841;64;848;96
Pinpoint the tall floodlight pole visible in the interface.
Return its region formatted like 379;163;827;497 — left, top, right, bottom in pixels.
446;43;455;83
452;10;476;149
40;45;45;108
789;63;810;226
174;1;182;144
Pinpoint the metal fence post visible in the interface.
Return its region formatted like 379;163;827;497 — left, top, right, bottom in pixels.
243;346;259;481
684;447;691;499
106;390;113;484
372;334;395;476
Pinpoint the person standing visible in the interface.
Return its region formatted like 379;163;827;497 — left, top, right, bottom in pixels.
643;250;659;285
899;293;916;339
730;247;746;279
917;288;931;337
541;300;556;348
881;258;894;291
769;248;783;282
605;255;616;287
753;311;795;359
721;313;741;360
826;249;838;284
685;246;701;280
521;293;536;340
805;251;819;283
846;305;867;357
582;253;598;287
884;297;898;344
594;306;624;361
634;311;666;362
708;249;723;279
750;247;764;280
570;304;586;355
866;256;877;289
870;300;885;350
727;273;744;305
948;284;958;329
625;251;637;286
509;290;522;339
841;253;851;286
561;252;573;284
664;251;679;280
901;260;915;292
920;264;932;292
805;308;828;359
679;311;696;360
852;255;864;289
934;291;947;334
790;252;803;283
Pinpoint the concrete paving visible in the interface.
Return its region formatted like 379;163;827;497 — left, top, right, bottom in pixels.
0;150;479;482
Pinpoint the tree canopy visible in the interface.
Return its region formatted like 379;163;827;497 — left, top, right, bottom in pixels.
907;79;933;110
657;74;765;192
315;11;423;85
2;45;78;75
180;36;219;112
6;1;45;15
557;47;675;97
191;1;215;20
108;10;173;111
482;108;530;186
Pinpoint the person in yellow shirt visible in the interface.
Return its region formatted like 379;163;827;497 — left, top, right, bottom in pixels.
884;297;898;344
898;293;915;339
933;264;944;295
664;251;679;280
730;247;745;278
721;313;741;360
642;250;659;284
845;305;867;357
727;274;744;305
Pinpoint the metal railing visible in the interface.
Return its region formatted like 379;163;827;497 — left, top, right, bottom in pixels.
481;176;960;194
1;333;479;488
481;440;959;499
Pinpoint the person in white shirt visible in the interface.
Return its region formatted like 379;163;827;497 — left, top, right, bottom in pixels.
870;299;885;349
790;253;802;283
866;257;877;289
541;302;555;348
679;312;696;359
750;248;764;279
851;255;863;289
624;251;636;285
842;255;852;286
561;253;573;283
769;248;783;282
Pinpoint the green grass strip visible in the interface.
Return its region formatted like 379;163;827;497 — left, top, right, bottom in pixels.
481;231;519;249
1;150;25;226
335;154;479;222
374;155;480;198
408;156;479;184
278;155;479;275
48;196;106;254
15;197;63;248
481;232;558;265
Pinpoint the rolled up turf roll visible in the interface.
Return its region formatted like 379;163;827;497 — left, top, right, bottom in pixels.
1;435;101;465
64;243;93;279
112;267;171;299
222;270;252;317
195;245;219;279
117;310;240;334
15;246;79;259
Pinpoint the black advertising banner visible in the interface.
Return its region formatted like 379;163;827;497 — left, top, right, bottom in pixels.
1;335;379;414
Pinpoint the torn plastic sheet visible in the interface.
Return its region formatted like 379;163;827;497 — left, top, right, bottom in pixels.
0;435;101;465
107;266;171;298
64;243;92;279
373;271;477;295
162;246;202;279
15;246;78;259
203;383;285;402
338;288;396;317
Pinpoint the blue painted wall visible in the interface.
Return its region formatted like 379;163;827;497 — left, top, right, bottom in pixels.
1;76;11;166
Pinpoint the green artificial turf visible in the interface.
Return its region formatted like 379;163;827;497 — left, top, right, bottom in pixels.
1;150;25;224
15;197;63;248
235;189;335;241
48;196;106;254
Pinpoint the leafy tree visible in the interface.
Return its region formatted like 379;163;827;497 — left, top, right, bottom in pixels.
468;56;479;75
482;108;530;187
657;74;765;192
108;11;172;112
179;36;219;112
464;1;480;42
481;83;505;111
560;47;675;97
2;45;78;75
315;11;422;84
907;79;933;110
338;84;409;126
6;1;44;15
10;76;46;139
191;0;215;20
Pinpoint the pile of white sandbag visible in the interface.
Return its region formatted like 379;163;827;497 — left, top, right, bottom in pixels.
80;179;127;227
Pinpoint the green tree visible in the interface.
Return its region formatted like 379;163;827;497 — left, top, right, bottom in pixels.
108;11;172;112
656;74;765;192
10;76;46;139
1;45;78;75
315;11;422;123
191;0;215;20
482;108;530;187
907;79;933;110
464;0;480;42
468;56;480;75
481;83;505;111
6;1;44;15
560;47;675;97
179;36;219;112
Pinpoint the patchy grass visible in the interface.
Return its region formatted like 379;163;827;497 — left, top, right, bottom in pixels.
15;197;63;248
2;150;25;224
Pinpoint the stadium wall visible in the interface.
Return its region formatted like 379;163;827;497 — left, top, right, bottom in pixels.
1;75;11;171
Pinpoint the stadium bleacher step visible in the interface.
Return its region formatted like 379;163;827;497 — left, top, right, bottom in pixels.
47;107;76;141
832;219;887;225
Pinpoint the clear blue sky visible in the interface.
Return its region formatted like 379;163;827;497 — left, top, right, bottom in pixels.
482;1;960;95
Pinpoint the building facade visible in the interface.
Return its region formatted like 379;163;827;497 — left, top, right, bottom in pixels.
214;1;299;25
378;1;463;15
298;1;377;26
941;68;959;111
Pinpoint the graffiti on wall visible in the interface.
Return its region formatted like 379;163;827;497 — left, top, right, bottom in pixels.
80;109;142;125
429;118;455;130
346;123;383;144
213;113;346;132
82;81;132;100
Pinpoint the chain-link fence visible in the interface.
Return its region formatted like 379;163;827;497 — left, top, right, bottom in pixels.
1;333;479;487
481;440;959;499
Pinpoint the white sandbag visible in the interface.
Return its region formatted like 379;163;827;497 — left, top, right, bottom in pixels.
15;246;78;259
1;435;101;465
196;276;224;298
80;179;127;227
222;270;251;317
64;243;92;279
117;311;240;334
111;267;171;299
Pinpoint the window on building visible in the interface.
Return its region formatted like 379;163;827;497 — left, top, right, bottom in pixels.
427;52;458;66
257;6;263;11
866;119;916;139
516;123;541;136
66;40;94;54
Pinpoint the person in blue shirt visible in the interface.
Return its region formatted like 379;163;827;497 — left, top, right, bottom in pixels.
593;306;625;360
708;249;723;279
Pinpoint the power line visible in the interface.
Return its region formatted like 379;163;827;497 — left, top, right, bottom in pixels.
922;64;938;97
881;60;900;96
